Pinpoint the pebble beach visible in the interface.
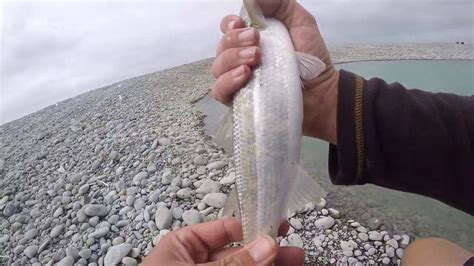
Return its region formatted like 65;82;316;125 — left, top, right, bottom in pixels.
0;43;472;265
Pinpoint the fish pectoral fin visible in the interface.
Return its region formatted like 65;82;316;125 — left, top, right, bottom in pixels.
296;51;326;81
214;108;234;155
221;186;241;219
286;165;327;216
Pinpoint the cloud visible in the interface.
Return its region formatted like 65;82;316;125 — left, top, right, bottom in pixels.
1;0;473;124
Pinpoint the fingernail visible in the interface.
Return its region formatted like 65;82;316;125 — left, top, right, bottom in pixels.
248;235;275;263
238;28;254;42
239;47;255;58
231;66;245;78
228;20;237;30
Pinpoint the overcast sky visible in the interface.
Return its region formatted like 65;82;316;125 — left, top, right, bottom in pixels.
1;0;473;124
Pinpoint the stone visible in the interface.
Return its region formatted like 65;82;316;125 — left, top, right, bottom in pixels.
367;217;381;230
84;204;109;217
126;195;135;206
196;179;220;195
3;202;17;216
382;257;390;264
155;206;172;230
315;198;326;210
328;208;340;218
149;190;161;203
193;155;208;165
104;243;132;266
356;226;368;233
358;232;369;242
158;138;171;146
176;188;192;199
89;227;110;238
153;230;170;245
56;256;74;266
400;235;410;248
50;224;65;238
122;257;138;266
202;193;227;208
206;161;227;170
133;198;146;210
172;207;184;220
78;249;92;259
23;245;38;258
182;209;201;225
133;172;148;186
219;172;236;185
368;231;382;241
65;247;79;259
78;184;90;196
289;218;303;230
386;246;395;257
314;216;335;230
287;233;304;248
396;248;404;258
386;239;399;249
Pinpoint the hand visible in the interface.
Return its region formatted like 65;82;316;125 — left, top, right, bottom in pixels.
142;218;304;266
211;0;338;144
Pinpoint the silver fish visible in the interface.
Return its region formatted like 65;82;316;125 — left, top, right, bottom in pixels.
219;0;327;245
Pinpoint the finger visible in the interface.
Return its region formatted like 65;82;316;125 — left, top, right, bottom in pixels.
208;247;242;261
216;27;260;56
211;46;261;78
256;0;295;21
220;14;245;34
275;246;305;266
278;221;289;237
175;218;243;252
202;235;277;266
212;65;251;105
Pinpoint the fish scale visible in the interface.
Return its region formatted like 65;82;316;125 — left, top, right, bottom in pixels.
232;18;302;244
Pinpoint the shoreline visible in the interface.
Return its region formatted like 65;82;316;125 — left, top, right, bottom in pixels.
0;43;472;265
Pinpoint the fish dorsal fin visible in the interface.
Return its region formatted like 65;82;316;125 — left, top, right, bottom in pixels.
296;51;326;81
222;186;241;218
241;0;267;28
214;108;234;155
286;165;327;216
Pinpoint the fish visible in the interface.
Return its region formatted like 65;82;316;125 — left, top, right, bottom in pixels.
217;0;328;245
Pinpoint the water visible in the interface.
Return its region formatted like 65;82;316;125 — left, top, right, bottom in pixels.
196;60;474;250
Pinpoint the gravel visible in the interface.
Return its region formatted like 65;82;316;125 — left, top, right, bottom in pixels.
2;45;471;264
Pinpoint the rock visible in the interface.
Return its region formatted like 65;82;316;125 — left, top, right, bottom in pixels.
287;233;304;248
176;188;191;199
219;172;235;185
126;195;135;206
65;247;79;259
367;217;381;230
23;228;39;240
350;222;360;227
289;218;303;230
153;229;170;245
84;204;109;217
202;193;227;208
155;206;172;230
133;198;146;210
196;179;220;195
328;208;340;218
340;240;355;251
149;190;161;203
396;248;404;258
382;257;390;264
23;245;38;258
206;161;227;170
386;239;399;249
3;202;17;216
358;232;369;242
56;256;74;266
122;257;138;266
78;249;92;259
367;247;377;255
182;209;201;225
50;224;65;238
129;248;141;258
315;198;326;210
386;246;395;257
89;226;110;238
193;155;208;165
77;184;90;196
368;231;382;241
133;172;148;185
104;243;132;266
314;216;335;230
400;235;410;248
53;207;64;218
172;207;183;220
158;138;171;146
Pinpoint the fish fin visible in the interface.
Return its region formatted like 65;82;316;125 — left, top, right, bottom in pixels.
296;51;326;80
286;165;327;216
214;108;234;155
221;186;241;218
241;0;267;28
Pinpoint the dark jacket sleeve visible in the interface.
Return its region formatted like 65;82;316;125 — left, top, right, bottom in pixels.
328;69;474;215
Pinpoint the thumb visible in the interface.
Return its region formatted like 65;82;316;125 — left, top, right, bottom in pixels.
205;235;277;266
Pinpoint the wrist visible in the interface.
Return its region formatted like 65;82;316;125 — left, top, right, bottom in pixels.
302;67;338;144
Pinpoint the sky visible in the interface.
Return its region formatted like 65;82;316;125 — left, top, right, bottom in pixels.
1;0;473;124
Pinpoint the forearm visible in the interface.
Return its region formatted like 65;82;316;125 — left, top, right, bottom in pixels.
328;70;474;214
